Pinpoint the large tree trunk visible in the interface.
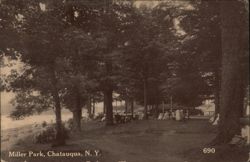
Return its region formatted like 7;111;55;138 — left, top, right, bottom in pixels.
105;87;114;125
214;68;221;118
143;79;148;119
72;109;81;131
104;61;114;126
213;0;246;144
213;7;222;120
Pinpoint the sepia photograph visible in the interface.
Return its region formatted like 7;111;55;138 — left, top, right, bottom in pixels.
0;0;249;162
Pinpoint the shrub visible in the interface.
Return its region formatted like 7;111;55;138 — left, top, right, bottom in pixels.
65;118;74;130
41;121;47;127
33;124;69;144
95;113;104;120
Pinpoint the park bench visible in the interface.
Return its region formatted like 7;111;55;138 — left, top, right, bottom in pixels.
114;114;133;124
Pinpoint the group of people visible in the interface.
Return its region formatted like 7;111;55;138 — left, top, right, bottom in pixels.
114;114;133;124
158;109;189;121
99;109;190;123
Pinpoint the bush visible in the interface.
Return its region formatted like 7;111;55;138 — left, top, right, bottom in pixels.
41;121;47;127
33;124;69;144
95;113;104;120
65;118;74;130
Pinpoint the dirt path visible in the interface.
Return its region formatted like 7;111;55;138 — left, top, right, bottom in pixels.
83;120;216;162
2;120;248;162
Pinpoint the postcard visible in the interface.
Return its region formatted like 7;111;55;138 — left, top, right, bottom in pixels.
1;0;249;162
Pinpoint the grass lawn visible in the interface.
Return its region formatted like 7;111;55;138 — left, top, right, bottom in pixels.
1;119;249;162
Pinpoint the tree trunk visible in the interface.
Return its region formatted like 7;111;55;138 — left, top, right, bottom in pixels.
105;87;114;125
72;90;82;132
92;99;95;117
143;79;148;119
154;104;159;118
103;93;107;113
87;96;92;119
214;68;221;119
51;72;65;146
131;99;134;118
213;11;222;120
125;99;128;116
213;0;246;144
104;60;114;125
72;108;82;131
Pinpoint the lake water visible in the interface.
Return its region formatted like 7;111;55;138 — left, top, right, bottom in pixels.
1;103;106;130
1;113;73;130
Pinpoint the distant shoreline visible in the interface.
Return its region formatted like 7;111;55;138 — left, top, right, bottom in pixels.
1;113;73;130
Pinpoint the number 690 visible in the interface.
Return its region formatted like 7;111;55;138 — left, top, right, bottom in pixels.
203;148;215;154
